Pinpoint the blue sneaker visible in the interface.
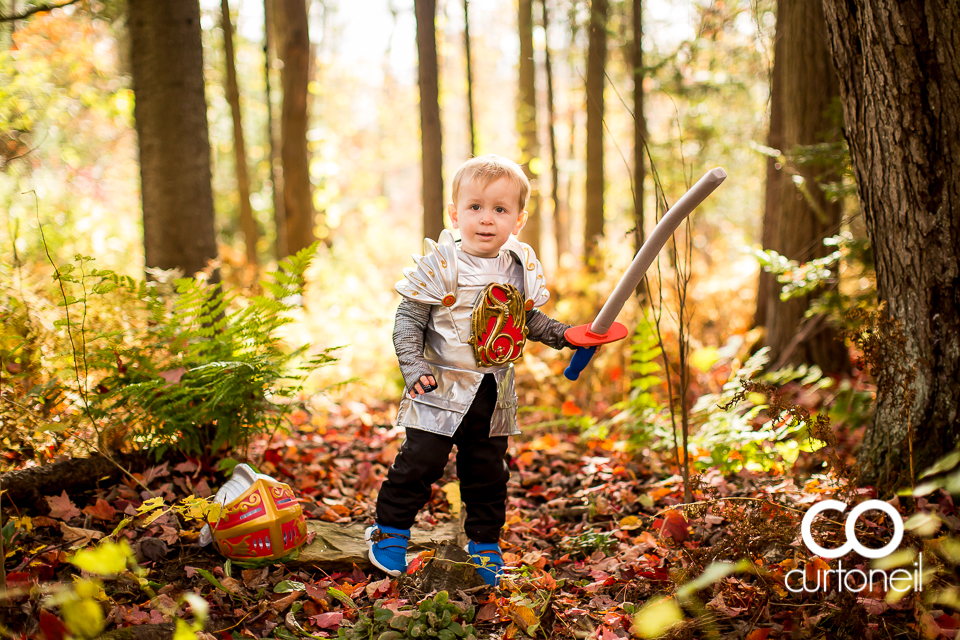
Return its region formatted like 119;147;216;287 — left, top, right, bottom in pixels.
365;523;410;576
468;540;503;587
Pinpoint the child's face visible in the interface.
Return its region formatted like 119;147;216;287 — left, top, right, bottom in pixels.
448;175;527;258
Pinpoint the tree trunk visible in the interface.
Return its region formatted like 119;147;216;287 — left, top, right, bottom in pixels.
415;0;444;242
541;0;566;260
517;0;540;254
264;0;286;259
274;0;317;255
463;0;476;158
760;0;847;373
129;0;218;279
221;0;259;268
632;0;645;257
822;0;960;492
584;0;607;263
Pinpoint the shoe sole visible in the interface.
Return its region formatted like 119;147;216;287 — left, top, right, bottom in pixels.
365;525;403;577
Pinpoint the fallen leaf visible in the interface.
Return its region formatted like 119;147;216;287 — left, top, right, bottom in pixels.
270;590;301;614
655;510;690;542
745;629;772;640
59;523;104;549
46;491;81;521
507;604;540;636
83;499;116;521
158;367;186;386
561;400;582;416
442;481;461;515
309;611;343;629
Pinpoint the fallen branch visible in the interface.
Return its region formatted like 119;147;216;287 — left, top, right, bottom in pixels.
0;0;81;22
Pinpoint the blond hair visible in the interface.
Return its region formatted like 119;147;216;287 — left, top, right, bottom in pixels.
451;155;530;211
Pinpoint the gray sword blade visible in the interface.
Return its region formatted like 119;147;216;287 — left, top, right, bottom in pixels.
591;167;727;335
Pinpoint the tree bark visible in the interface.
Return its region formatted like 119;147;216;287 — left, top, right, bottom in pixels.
221;0;259;268
584;0;607;263
822;0;960;492
129;0;218;278
274;0;317;255
415;0;444;242
264;0;286;259
759;0;847;373
632;0;646;257
463;0;476;158
517;0;540;254
541;0;566;260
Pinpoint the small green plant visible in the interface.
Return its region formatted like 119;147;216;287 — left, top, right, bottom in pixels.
605;314;668;448
337;591;477;640
561;531;616;560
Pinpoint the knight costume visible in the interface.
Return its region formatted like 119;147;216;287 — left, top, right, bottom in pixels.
392;229;571;436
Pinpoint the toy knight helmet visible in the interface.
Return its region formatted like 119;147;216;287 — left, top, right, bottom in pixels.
199;464;308;561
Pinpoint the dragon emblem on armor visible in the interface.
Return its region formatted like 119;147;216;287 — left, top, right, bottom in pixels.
469;283;528;366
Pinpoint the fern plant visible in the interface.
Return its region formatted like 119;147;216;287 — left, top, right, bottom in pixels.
83;244;337;457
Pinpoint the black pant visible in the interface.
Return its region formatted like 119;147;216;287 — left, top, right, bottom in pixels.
376;375;509;543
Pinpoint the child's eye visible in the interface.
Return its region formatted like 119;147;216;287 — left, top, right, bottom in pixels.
496;207;506;213
470;204;481;210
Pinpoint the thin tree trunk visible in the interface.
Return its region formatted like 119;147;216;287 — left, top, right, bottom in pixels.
823;0;960;493
221;0;259;268
517;0;540;254
129;0;218;279
754;1;784;330
274;0;317;255
760;0;847;373
541;0;565;260
264;0;286;259
584;0;607;263
632;0;645;257
415;0;444;241
463;0;476;157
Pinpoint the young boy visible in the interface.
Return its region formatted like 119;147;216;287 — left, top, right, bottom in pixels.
367;155;573;586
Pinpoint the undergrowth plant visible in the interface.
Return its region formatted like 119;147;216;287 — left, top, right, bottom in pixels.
1;243;337;463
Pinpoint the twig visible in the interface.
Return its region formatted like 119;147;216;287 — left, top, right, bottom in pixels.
0;0;80;22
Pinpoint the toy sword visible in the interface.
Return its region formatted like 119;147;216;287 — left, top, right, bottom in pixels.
564;167;728;380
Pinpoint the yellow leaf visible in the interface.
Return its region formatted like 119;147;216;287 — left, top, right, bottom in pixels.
173;619;199;640
442;482;461;516
507;604;539;636
620;516;641;530
689;347;719;373
137;496;166;514
633;597;683;638
62;598;105;639
70;541;133;575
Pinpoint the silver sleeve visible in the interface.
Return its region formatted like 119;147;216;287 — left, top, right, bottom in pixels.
526;309;573;350
393;298;435;390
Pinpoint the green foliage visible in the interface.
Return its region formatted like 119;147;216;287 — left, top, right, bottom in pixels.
561;530;616;560
688;349;829;473
605;315;667;447
337;592;477;640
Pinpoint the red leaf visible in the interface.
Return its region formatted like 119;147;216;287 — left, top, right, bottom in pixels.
310;612;343;630
745;630;772;640
561;400;582;416
655;510;689;542
39;610;67;640
45;491;81;520
83;498;117;521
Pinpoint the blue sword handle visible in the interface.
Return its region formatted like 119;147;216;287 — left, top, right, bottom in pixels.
564;346;598;381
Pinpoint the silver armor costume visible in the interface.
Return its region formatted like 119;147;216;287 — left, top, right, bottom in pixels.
393;230;571;437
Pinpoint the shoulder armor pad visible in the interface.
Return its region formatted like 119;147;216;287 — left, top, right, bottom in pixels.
395;229;459;305
503;237;550;310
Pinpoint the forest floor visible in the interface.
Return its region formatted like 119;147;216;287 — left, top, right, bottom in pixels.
3;392;957;640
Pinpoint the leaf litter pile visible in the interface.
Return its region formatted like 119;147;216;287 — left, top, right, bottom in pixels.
3;398;960;640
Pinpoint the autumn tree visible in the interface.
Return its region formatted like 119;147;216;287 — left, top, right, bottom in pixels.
263;0;286;258
463;0;476;157
415;0;444;241
584;0;607;262
221;0;259;268
758;0;847;373
517;0;540;254
631;0;645;255
822;0;960;490
541;0;566;259
128;0;218;278
274;0;316;255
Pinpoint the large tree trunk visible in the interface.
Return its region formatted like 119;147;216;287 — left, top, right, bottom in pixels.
415;0;444;242
274;0;316;255
759;0;847;373
632;0;645;256
463;0;476;158
221;0;259;268
822;0;960;492
129;0;218;278
584;0;607;263
264;0;286;259
541;0;566;261
517;0;540;254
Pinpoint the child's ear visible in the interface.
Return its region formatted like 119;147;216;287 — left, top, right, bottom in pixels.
513;210;529;235
448;203;459;229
